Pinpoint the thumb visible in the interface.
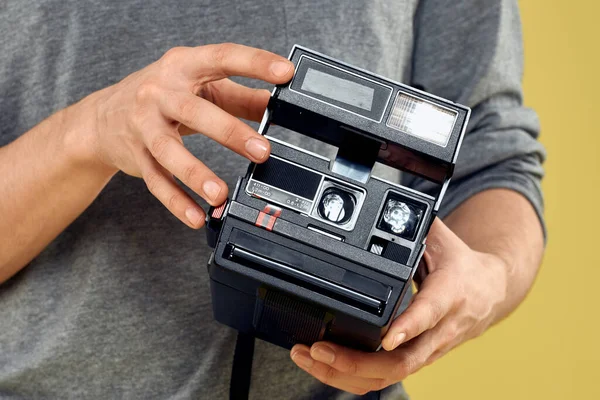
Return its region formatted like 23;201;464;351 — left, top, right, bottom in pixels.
423;217;466;271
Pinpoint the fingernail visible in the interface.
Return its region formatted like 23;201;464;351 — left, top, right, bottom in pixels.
185;207;203;227
392;332;406;349
245;138;269;160
270;61;292;77
202;180;222;202
311;345;336;365
292;351;314;369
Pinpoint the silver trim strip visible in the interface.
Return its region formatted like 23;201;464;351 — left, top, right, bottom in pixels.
435;178;451;211
265;135;331;162
258;107;271;135
307;226;344;241
452;107;471;164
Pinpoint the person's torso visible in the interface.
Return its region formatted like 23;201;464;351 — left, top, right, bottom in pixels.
0;1;416;398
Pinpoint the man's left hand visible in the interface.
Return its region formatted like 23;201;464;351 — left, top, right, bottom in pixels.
290;218;509;395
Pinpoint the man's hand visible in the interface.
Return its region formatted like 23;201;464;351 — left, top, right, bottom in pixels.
290;218;509;395
83;43;294;228
0;43;294;282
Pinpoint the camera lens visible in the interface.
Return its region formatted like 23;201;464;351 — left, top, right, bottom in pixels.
317;187;356;224
377;195;425;241
382;200;412;234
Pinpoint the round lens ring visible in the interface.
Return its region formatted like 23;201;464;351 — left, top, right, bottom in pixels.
317;187;356;225
382;199;413;234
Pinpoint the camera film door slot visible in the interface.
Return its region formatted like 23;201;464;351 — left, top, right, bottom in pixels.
224;228;392;316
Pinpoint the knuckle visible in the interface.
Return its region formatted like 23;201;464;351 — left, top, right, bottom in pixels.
426;298;445;326
160;46;187;67
454;292;467;310
345;360;359;376
321;367;337;386
401;311;419;336
441;323;459;346
210;42;234;67
220;120;238;147
149;135;172;160
144;172;162;195
135;81;160;104
166;192;181;211
182;163;203;185
176;98;200;127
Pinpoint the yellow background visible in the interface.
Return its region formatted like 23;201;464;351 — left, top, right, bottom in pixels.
405;1;600;399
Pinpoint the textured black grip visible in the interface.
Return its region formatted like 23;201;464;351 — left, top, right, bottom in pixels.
253;289;326;346
252;157;321;200
382;242;411;264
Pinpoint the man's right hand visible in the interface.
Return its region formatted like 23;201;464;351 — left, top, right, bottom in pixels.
78;43;294;229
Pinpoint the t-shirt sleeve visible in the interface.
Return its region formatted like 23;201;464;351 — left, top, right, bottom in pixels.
403;0;546;236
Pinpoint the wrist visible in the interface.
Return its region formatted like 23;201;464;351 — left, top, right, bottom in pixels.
59;92;119;179
476;250;512;325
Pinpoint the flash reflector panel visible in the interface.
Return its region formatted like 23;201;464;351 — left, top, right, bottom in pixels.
386;92;458;147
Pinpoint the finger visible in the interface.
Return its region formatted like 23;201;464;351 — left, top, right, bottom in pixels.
177;80;270;134
200;79;270;122
137;149;206;229
305;342;399;380
291;347;384;395
141;123;228;207
386;326;442;381
423;318;464;366
158;90;271;163
390;316;462;375
162;43;294;83
382;270;455;351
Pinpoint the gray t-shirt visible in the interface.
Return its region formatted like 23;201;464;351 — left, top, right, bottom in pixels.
0;0;545;399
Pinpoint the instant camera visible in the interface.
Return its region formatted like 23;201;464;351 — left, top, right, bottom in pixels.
206;46;470;352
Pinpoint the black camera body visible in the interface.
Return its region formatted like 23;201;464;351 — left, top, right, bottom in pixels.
206;46;470;351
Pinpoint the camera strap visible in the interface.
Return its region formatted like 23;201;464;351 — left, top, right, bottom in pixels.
230;332;255;400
